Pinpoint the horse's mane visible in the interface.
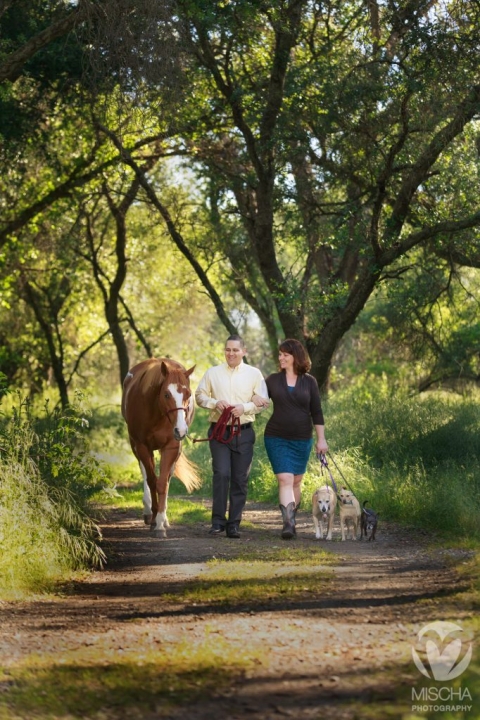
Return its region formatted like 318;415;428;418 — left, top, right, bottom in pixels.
136;359;187;395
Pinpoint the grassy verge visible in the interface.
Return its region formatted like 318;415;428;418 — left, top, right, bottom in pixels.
161;544;335;607
0;640;263;720
0;395;107;598
321;382;480;539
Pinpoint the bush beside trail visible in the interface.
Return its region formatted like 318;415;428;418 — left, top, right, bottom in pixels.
0;395;107;596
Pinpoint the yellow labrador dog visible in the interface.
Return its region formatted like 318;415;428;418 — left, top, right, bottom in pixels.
338;487;361;541
312;485;337;540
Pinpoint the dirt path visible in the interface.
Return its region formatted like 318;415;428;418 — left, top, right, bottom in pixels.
0;502;476;720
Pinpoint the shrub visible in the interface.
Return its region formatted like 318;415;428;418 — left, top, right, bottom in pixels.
0;395;106;596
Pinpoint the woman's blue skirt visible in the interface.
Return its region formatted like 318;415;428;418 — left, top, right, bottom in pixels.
264;436;313;475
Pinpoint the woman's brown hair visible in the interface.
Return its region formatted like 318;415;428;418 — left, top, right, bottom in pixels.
279;339;311;375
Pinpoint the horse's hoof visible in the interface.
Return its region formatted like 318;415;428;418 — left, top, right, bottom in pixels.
149;522;157;533
153;529;167;539
144;514;152;525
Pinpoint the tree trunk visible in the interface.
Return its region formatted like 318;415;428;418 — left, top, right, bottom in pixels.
309;268;379;391
21;279;70;408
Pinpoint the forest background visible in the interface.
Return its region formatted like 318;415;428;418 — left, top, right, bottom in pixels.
0;0;479;594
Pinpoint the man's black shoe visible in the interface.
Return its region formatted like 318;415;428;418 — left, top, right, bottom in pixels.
226;525;241;539
208;525;225;535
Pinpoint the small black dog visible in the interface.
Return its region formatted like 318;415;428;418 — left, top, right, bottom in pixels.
360;500;378;541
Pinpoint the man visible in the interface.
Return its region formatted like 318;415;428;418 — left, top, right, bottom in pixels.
195;335;269;538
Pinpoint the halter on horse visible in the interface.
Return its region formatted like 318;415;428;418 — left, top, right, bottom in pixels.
121;358;202;537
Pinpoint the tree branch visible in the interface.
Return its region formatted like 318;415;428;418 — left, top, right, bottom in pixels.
388;85;480;240
97;123;238;336
433;244;480;269
66;327;112;385
381;210;480;267
0;1;90;83
259;0;305;148
0;133;173;249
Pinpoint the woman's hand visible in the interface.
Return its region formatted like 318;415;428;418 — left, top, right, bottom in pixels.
252;394;270;408
315;438;328;455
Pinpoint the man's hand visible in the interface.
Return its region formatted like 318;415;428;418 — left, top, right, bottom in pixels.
215;400;231;411
230;404;244;418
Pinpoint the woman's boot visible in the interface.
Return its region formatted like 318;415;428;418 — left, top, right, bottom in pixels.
279;502;296;540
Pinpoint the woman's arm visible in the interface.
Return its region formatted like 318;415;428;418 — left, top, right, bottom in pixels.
314;424;328;454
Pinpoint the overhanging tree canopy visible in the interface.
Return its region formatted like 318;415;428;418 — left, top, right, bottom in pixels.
153;0;480;388
1;0;479;396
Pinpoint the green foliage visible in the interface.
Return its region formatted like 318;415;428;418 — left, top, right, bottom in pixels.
329;379;480;468
330;260;480;393
0;1;86;148
0;394;107;596
30;397;108;502
323;380;480;538
93;381;480;539
187;381;480;538
2;0;480;399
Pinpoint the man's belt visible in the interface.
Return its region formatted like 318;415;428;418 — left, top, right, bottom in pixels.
211;422;252;430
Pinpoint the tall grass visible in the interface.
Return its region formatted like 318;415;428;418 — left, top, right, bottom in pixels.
0;395;107;596
321;379;480;538
186;380;480;538
96;380;480;540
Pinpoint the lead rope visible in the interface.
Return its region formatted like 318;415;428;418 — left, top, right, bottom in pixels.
319;451;359;498
326;451;358;495
192;406;242;444
317;452;339;495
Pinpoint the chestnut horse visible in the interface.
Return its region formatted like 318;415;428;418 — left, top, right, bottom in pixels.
121;358;202;537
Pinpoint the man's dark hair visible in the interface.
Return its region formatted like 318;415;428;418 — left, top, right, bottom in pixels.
226;334;245;348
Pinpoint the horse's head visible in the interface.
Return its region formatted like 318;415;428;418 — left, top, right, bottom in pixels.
160;362;196;441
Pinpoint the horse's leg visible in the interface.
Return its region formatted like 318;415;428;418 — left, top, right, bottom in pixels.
139;462;152;524
134;444;158;530
164;491;170;529
129;436;156;525
154;445;181;537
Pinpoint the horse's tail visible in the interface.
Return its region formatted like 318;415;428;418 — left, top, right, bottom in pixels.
174;450;203;492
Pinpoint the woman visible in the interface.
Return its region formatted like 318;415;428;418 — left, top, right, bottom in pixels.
260;339;328;539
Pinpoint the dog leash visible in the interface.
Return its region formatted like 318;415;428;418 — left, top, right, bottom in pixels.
321;452;376;521
318;451;359;498
325;452;373;516
192;406;241;444
317;452;339;494
326;451;359;496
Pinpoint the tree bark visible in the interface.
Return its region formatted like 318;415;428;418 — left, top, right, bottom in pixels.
20;278;70;409
0;2;90;83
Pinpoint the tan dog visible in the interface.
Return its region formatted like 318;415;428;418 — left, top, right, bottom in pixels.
312;485;337;540
338;487;361;541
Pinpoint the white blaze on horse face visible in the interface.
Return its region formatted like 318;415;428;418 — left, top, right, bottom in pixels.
168;383;189;439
